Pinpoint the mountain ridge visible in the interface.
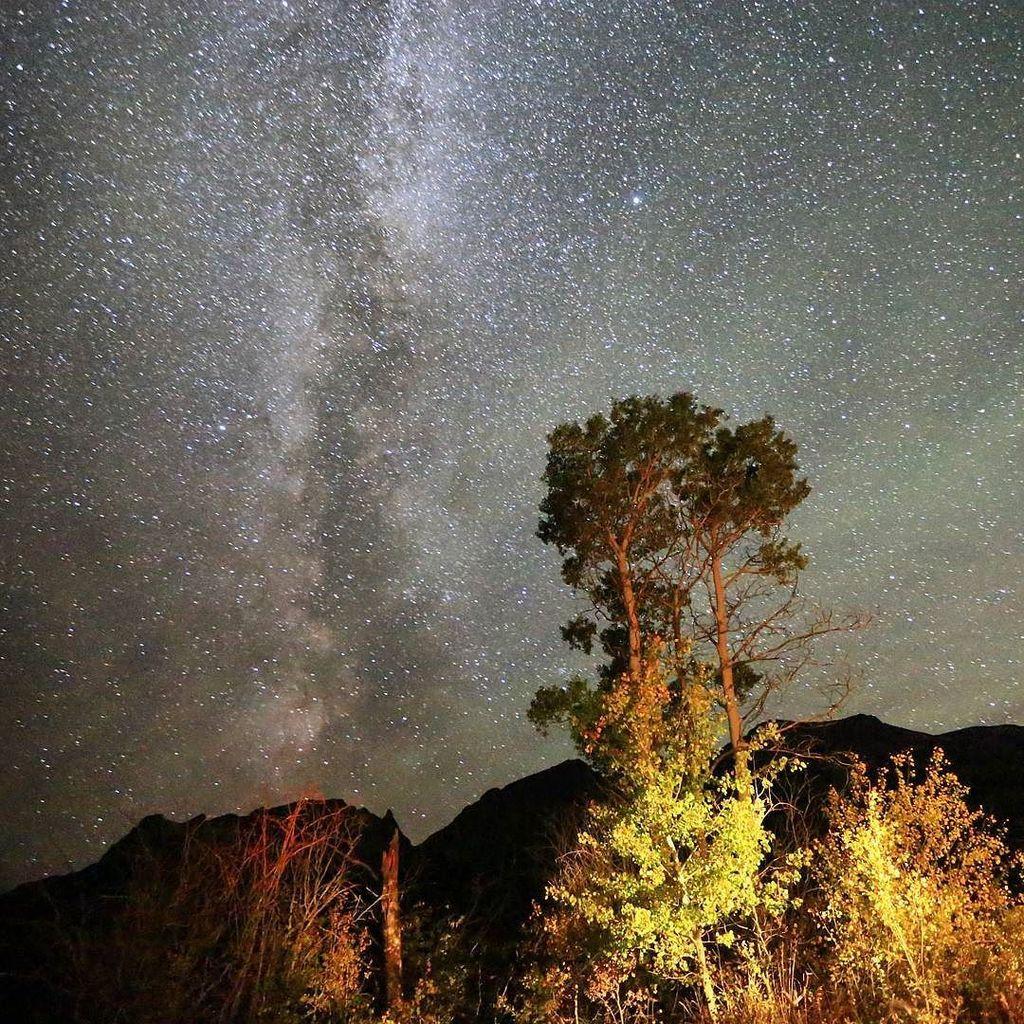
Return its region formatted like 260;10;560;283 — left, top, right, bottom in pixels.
7;712;1024;904
5;713;1024;1022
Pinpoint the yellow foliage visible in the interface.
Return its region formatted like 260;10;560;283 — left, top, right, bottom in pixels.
521;645;802;1023
814;750;1024;1024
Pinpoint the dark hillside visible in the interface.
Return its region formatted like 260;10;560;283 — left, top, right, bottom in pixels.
4;715;1024;1022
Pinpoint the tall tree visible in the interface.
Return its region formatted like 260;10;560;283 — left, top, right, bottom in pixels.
535;393;866;797
528;644;795;1022
679;417;812;792
671;416;868;793
537;393;718;683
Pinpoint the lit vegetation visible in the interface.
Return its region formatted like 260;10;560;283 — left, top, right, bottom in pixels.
62;799;375;1024
522;644;800;1023
811;750;1024;1024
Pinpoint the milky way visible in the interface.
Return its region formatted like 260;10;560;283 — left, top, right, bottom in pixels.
1;0;1021;887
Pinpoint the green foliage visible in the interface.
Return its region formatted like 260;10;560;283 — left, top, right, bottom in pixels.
535;395;812;648
537;393;715;577
527;675;598;740
682;417;809;580
552;751;776;980
537;392;720;679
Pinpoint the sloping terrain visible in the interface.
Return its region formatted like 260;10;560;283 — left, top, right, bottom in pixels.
3;714;1024;1022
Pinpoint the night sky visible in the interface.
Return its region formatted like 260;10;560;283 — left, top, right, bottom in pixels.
1;0;1021;889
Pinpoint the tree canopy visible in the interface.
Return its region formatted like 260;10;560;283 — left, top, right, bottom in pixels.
533;390;863;796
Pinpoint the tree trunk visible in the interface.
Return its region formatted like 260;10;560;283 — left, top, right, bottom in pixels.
710;551;750;799
671;586;683;659
381;829;404;1016
694;931;719;1021
612;538;643;682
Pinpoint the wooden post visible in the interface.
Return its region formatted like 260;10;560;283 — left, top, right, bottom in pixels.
381;827;404;1016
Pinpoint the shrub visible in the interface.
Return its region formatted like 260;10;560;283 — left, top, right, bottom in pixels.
813;750;1024;1024
521;646;800;1023
63;798;374;1024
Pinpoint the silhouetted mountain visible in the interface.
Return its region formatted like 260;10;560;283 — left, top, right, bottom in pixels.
0;798;406;918
4;714;1024;1022
778;713;1024;850
411;758;600;934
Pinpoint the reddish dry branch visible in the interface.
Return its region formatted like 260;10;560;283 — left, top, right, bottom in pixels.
381;828;404;1014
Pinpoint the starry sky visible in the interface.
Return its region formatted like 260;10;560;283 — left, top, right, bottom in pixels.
1;0;1021;889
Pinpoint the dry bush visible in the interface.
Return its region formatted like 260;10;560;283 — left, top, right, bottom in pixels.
64;798;375;1024
211;798;372;1021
